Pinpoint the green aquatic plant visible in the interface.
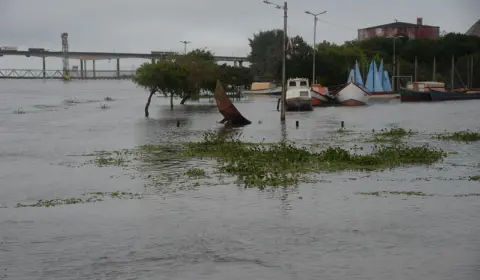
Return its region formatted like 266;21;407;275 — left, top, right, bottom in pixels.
104;97;114;101
185;168;207;178
15;192;142;208
356;191;430;197
367;127;415;143
435;130;480;142
376;127;414;138
92;150;131;167
469;176;480;182
182;131;446;188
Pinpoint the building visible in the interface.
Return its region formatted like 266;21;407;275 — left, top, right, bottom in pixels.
358;17;440;41
466;19;480;37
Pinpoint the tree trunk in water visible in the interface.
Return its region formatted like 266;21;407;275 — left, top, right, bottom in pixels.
145;90;155;118
170;93;174;110
180;93;191;105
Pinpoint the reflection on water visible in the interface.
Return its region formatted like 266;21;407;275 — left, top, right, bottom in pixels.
1;80;480;280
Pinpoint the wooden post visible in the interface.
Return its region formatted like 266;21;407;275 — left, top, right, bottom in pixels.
432;57;436;81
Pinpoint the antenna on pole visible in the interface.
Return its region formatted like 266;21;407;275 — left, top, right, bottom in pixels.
61;32;70;80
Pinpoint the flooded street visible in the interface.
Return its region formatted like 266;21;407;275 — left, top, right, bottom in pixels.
1;80;479;280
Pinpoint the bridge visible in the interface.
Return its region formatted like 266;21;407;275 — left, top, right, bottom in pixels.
0;50;249;63
0;69;135;80
0;50;249;79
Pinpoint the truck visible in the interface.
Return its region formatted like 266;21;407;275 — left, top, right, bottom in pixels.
28;48;46;52
0;46;18;51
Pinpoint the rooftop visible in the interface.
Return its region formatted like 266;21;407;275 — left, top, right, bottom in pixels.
466;19;480;37
360;21;438;30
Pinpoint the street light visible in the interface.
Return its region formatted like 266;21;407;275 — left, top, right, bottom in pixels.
263;0;287;122
392;35;405;91
180;41;191;54
305;10;326;84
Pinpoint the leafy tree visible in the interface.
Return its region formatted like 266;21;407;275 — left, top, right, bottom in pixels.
248;29;284;82
134;53;219;117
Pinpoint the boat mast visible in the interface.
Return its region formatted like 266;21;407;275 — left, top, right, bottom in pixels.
451;55;455;91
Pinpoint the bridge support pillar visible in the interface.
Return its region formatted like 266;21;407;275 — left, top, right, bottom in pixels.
239;60;243;67
80;59;84;79
116;59;120;78
92;60;96;79
83;60;87;79
42;57;46;78
234;61;238;67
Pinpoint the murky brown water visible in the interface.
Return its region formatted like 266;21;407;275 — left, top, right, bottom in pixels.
1;80;479;280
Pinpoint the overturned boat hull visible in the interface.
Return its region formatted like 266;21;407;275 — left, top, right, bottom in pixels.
214;80;251;126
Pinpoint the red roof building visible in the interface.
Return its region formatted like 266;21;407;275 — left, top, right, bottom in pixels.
358;17;440;41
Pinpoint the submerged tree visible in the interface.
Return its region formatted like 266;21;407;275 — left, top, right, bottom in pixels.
134;50;219;117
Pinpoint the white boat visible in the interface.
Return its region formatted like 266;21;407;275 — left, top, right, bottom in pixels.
285;77;313;111
335;82;370;106
241;86;282;95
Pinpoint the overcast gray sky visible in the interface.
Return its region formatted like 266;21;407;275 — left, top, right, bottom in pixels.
0;0;478;70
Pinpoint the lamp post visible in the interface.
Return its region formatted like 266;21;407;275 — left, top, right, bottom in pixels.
305;10;326;85
392;34;406;91
180;41;191;54
263;0;287;122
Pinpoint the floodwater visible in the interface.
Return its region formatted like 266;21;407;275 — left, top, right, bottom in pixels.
1;80;479;280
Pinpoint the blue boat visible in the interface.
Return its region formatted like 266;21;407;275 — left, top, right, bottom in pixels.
382;70;393;92
429;89;480;101
379;60;393;92
354;60;364;88
365;60;384;93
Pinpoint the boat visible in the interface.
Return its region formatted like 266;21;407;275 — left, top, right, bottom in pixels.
429;88;480;101
399;81;445;102
241;82;282;95
365;60;388;95
311;84;335;106
284;77;313;111
335;81;370;106
213;79;252;126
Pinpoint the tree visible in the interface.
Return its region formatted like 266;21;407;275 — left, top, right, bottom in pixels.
134;53;219;117
248;29;284;82
247;29;480;88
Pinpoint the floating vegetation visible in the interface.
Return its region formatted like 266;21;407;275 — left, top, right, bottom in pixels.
185;168;207;178
453;193;480;197
367;127;414;143
100;103;109;109
182;131;445;188
435;130;480;142
356;191;430;197
91;150;131;167
375;127;414;138
15;191;142;208
13;108;25;114
63;97;80;105
104;97;114;101
469;175;480;181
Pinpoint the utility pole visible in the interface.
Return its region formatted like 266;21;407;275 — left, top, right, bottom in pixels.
180;41;191;54
305;10;326;85
263;0;287;122
61;32;70;80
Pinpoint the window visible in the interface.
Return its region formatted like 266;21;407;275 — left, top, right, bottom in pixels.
300;81;308;86
289;81;296;87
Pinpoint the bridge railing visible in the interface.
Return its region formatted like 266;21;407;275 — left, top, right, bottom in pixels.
0;69;136;79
